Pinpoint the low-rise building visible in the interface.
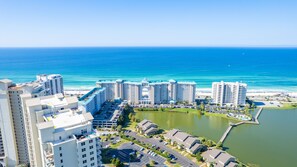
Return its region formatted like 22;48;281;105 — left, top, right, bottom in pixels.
92;102;124;128
202;148;237;167
137;119;159;136
164;129;202;154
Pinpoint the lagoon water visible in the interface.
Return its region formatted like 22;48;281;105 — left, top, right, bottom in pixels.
0;47;297;91
135;109;297;167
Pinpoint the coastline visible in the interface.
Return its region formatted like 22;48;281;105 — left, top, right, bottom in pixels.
65;87;297;110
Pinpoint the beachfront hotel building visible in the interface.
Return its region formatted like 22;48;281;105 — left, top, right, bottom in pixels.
36;74;64;95
79;87;106;115
0;74;64;167
96;79;196;105
212;81;247;107
22;93;102;167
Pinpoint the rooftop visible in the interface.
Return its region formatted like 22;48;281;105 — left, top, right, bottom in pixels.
79;87;105;102
38;112;93;130
216;152;235;165
97;79;196;85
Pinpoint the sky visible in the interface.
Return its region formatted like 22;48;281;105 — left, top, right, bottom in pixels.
0;0;297;47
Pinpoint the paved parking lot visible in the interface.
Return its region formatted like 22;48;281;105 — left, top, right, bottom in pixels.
124;131;198;167
109;142;166;167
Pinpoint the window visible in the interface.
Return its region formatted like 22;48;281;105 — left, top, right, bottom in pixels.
83;160;87;164
91;163;95;166
59;147;62;151
59;136;62;140
90;151;94;155
60;153;62;157
60;159;63;163
89;146;93;149
81;142;85;146
82;154;86;158
89;139;93;143
90;157;94;161
82;148;86;152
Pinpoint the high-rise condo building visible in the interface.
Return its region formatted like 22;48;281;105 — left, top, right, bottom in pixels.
96;79;196;105
212;81;247;107
36;74;64;95
22;94;102;167
0;74;64;167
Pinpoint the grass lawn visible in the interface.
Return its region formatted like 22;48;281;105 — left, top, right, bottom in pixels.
109;138;129;149
135;107;199;113
280;102;297;109
124;121;137;131
203;112;240;122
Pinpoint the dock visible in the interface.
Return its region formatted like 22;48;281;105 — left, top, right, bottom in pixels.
219;125;234;143
219;107;263;143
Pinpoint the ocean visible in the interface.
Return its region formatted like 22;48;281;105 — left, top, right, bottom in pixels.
0;47;297;91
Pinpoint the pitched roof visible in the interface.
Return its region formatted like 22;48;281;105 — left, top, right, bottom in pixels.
217;152;235;165
189;143;203;153
184;136;199;148
207;149;222;159
174;131;190;142
166;129;179;137
138;119;149;127
142;122;157;131
226;161;238;167
145;127;159;135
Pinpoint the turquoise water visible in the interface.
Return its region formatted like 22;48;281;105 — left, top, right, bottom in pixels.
0;47;297;91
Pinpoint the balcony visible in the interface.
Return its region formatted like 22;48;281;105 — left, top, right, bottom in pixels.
43;143;54;167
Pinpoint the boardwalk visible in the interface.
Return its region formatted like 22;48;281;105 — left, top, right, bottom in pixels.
219;107;263;143
219;125;233;143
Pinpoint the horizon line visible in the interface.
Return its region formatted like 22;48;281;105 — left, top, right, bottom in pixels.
1;45;297;49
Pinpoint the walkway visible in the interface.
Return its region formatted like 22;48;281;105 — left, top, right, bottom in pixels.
219;107;263;143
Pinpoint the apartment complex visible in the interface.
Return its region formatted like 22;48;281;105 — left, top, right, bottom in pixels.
79;87;106;115
212;81;247;107
0;74;64;167
96;79;196;105
23;94;102;167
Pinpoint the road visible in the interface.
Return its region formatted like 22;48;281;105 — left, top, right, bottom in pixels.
124;131;199;167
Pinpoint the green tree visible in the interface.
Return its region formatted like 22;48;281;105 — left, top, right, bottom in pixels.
116;125;123;132
200;103;205;111
128;113;134;120
107;134;112;141
114;158;124;167
206;140;215;147
117;115;125;125
216;141;223;149
196;153;203;162
150;160;156;166
111;125;116;131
